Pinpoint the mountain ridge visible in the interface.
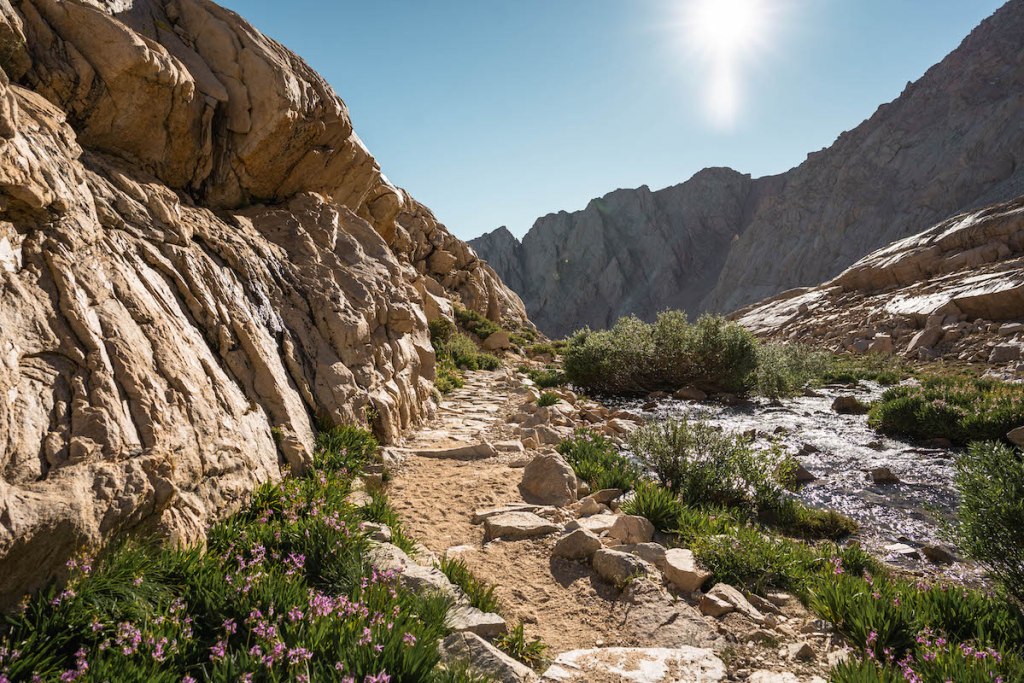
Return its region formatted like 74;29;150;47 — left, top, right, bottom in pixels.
472;0;1024;337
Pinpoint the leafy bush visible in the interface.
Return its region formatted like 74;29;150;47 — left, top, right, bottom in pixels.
868;376;1024;445
435;361;466;394
627;418;788;510
557;430;642;492
527;368;565;388
438;555;500;614
620;482;684;533
442;334;501;371
429;317;458;345
526;343;557;358
563;312;759;396
494;623;548;670
454;307;502;341
832;648;1024;683
752;344;834;398
956;441;1024;606
537;391;561;407
0;426;467;683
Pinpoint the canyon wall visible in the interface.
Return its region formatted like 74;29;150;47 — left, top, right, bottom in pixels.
0;0;527;605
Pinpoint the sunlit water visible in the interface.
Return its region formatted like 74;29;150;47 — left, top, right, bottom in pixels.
613;382;983;582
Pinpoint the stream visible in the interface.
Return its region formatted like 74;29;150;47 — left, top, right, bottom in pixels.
614;381;981;582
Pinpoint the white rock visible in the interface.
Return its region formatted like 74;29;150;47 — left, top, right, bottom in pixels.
446;604;507;638
541;647;726;682
441;632;537;683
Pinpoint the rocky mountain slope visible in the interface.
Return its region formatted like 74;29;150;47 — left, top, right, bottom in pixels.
0;0;527;606
734;195;1024;367
473;0;1024;337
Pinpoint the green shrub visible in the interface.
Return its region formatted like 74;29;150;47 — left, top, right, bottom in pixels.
527;368;566;388
438;555;500;614
557;430;642;492
429;317;458;345
832;649;1024;683
526;343;557;358
868;376;1024;445
494;623;548;670
956;441;1024;605
314;423;380;472
537;391;561;407
753;343;834;398
563;312;759;396
454;307;502;341
627;418;787;510
620;482;685;533
436;360;466;394
361;489;418;555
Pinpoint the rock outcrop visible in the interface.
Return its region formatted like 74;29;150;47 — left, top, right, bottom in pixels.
473;0;1024;336
0;0;527;606
734;195;1024;366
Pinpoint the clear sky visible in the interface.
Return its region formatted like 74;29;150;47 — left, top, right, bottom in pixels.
219;0;1005;241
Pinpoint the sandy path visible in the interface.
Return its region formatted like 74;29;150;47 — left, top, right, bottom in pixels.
388;369;636;653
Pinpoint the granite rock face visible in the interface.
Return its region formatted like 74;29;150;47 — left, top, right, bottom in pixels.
733;196;1024;366
473;1;1024;335
0;0;526;606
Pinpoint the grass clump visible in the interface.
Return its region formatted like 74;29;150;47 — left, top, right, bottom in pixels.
868;375;1024;445
0;425;481;683
563;312;759;396
556;429;641;492
956;441;1024;606
620;482;684;533
438;555;500;614
537;391;561;408
494;623;548;670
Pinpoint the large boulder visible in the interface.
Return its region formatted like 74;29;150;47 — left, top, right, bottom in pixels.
592;549;653;586
608;515;655;544
662;549;711;593
520;453;579;507
552;528;603;561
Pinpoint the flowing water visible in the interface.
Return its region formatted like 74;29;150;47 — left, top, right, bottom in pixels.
615;381;982;581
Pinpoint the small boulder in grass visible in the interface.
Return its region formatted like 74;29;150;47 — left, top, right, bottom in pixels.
1007;426;1024;448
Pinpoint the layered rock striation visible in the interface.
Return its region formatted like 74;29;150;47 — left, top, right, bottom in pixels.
733;195;1024;365
0;0;527;605
474;0;1024;336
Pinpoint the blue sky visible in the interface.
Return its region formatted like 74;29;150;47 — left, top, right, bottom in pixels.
219;0;1005;241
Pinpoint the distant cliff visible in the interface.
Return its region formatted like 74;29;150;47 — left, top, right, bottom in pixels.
473;0;1024;336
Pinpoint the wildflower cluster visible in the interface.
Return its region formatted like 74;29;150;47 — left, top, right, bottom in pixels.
0;426;473;683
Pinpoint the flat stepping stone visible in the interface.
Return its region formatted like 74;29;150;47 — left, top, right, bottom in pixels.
542;646;726;682
472;504;555;524
484;511;561;542
415;443;498;460
566;513;618;535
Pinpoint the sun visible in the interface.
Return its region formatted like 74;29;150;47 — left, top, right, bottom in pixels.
686;0;772;62
676;0;781;129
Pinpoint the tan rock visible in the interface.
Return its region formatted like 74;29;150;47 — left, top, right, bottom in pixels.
592;549;653;586
552;528;603;561
608;515;655;544
484;512;561;542
662;549;711;593
520;453;579;507
541;647;726;682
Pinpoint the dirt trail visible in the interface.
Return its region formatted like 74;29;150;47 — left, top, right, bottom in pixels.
388;369;636;653
388;369;837;679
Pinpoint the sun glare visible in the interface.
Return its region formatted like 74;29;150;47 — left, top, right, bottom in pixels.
678;0;780;129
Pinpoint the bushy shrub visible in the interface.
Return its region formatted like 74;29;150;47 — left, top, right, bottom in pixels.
956;441;1024;606
868;376;1024;445
454;307;502;341
442;333;501;371
526;343;557;358
753;343;834;398
627;418;787;510
557;430;642;492
620;482;684;533
527;368;565;388
563;313;759;396
438;555;500;614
